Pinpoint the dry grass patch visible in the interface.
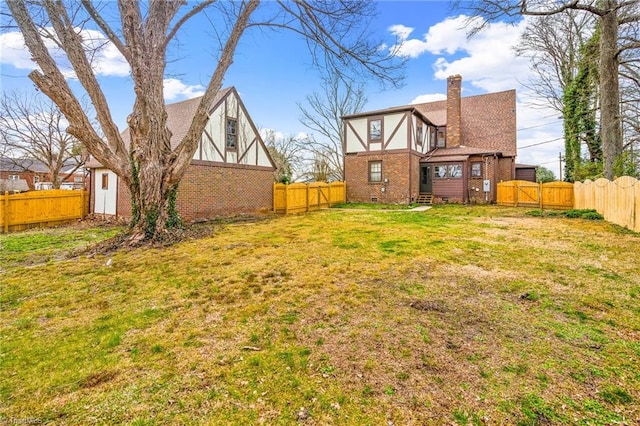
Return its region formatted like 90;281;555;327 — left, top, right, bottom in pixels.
1;205;639;425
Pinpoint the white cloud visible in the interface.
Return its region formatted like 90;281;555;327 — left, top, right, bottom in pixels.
422;15;471;55
410;93;446;104
163;78;205;101
388;15;564;178
388;15;531;92
387;24;428;58
0;32;41;70
430;18;530;92
0;29;129;77
80;29;129;77
388;16;471;58
388;24;414;41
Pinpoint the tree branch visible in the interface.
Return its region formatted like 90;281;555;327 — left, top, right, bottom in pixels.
164;0;218;49
80;0;131;62
169;0;260;184
7;0;122;175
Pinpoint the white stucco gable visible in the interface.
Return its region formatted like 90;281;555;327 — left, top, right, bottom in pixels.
196;88;275;169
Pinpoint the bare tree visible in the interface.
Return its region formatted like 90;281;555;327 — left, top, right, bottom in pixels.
457;0;640;180
0;91;84;188
515;10;596;112
306;151;333;182
7;1;403;243
263;130;305;183
298;72;367;181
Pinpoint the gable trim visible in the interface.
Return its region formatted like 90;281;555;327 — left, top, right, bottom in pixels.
203;128;225;160
384;113;406;150
237;137;258;164
229;88;277;169
347;121;367;150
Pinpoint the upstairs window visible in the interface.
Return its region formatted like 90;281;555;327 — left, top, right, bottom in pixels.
369;161;382;182
471;162;482;178
430;128;437;150
226;117;237;150
368;118;382;143
416;123;423;146
436;129;446;148
8;174;19;180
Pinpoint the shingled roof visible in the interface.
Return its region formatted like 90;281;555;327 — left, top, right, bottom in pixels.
0;157;83;173
87;87;233;168
342;88;517;158
161;87;232;149
413;89;516;157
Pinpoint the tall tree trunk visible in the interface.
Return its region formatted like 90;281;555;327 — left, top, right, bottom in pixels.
599;1;623;179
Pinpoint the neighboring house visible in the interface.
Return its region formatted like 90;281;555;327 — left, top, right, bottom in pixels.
0;178;29;193
0;157;86;191
515;164;538;182
342;75;517;204
88;87;276;220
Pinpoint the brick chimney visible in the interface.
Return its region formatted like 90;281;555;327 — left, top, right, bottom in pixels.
446;74;462;148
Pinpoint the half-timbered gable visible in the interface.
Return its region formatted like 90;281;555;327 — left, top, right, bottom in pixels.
88;87;276;221
343;75;517;204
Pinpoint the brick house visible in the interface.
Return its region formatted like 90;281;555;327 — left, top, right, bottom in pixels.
88;87;276;220
0;157;86;190
342;75;517;204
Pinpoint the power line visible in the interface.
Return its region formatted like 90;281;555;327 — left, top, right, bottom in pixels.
517;121;562;132
519;136;564;149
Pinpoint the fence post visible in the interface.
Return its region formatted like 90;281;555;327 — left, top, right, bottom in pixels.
81;190;86;218
539;182;543;210
285;184;289;215
273;182;276;213
3;191;8;233
306;184;310;212
343;182;346;203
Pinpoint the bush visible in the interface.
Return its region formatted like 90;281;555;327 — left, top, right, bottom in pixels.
581;211;604;220
526;209;603;220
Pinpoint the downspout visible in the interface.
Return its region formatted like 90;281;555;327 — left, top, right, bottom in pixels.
408;112;412;203
493;153;498;203
484;155;489;203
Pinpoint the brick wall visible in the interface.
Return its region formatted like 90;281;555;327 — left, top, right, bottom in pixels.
466;156;515;203
409;154;421;203
446;75;462;148
176;162;273;221
345;151;415;204
113;162;273;222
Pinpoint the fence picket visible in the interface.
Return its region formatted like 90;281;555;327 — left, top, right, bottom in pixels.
499;178;639;232
273;182;346;214
574;177;639;232
0;190;89;233
497;181;573;210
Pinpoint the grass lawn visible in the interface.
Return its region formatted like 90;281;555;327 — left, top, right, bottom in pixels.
1;205;639;425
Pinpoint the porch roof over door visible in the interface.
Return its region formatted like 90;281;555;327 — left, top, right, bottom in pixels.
422;155;469;163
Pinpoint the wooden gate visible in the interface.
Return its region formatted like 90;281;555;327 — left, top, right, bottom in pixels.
497;181;573;209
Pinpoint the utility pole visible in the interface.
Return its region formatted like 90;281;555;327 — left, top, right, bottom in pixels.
559;152;564;181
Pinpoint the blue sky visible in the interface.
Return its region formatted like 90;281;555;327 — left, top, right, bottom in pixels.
0;1;564;177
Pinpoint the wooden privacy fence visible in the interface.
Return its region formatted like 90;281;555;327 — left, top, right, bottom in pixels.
574;177;640;232
273;182;346;214
497;180;574;209
1;190;89;233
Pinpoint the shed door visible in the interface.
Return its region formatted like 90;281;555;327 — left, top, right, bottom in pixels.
94;169;117;215
420;165;432;193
